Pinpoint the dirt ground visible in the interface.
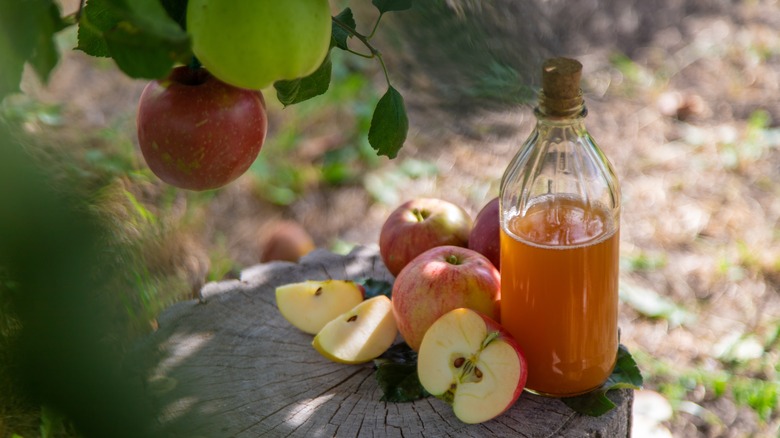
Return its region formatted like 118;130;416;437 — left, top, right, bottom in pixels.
10;0;780;437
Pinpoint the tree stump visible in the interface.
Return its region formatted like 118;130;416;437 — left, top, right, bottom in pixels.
142;246;633;437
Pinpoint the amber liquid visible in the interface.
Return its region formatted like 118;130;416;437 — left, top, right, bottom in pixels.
500;196;619;397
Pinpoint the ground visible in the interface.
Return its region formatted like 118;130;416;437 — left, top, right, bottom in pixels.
3;0;780;437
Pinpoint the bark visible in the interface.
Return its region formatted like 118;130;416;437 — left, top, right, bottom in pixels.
141;246;633;437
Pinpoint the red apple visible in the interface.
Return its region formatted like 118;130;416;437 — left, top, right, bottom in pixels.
417;308;527;424
391;245;500;351
379;198;472;276
468;197;500;269
137;66;267;191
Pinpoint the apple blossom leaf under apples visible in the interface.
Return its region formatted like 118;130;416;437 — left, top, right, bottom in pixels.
357;278;393;300
274;54;332;107
369;86;408;159
562;345;644;416
374;343;430;402
372;0;413;13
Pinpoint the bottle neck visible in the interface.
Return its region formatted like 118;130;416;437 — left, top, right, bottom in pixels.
535;90;587;120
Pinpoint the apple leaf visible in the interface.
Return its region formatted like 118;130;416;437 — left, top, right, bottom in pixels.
331;8;356;51
374;343;430;402
369;86;408;159
0;0;66;100
76;0;190;79
561;345;644;416
274;54;332;107
159;0;188;30
372;0;413;13
356;278;393;300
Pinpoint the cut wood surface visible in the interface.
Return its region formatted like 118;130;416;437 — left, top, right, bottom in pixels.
143;246;633;437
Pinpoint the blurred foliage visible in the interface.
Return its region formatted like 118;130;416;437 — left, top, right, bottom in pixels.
0;122;159;437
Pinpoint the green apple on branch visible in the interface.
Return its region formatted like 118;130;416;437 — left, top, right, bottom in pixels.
186;0;332;91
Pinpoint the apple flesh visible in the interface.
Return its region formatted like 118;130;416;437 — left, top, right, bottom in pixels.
312;295;397;364
468;197;500;270
275;280;364;335
391;245;500;351
379;198;472;276
418;308;527;424
137;66;267;191
187;0;332;90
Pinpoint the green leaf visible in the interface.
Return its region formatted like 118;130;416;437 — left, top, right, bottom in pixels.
274;54;332;106
374;343;430;402
331;8;356;50
357;278;393;299
159;0;188;30
562;345;644;416
77;0;120;57
77;0;190;79
0;0;65;100
28;2;67;84
368;86;408;159
372;0;413;13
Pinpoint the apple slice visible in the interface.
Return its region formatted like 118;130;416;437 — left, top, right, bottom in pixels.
312;295;397;364
417;308;527;424
275;280;364;335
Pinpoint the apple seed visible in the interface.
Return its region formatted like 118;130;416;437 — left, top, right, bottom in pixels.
347;315;358;322
453;357;465;368
314;287;323;296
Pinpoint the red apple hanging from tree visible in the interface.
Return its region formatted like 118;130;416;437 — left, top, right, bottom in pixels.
136;66;268;191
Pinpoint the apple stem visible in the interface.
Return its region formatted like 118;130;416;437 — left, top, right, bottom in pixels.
188;56;202;71
411;208;428;222
445;255;461;265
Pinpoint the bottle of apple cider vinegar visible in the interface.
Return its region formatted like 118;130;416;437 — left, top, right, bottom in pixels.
499;58;621;397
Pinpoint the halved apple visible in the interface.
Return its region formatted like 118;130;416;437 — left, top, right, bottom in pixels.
312;295;398;364
417;308;527;424
275;280;364;335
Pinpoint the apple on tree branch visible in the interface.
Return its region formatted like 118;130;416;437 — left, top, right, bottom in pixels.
2;0;413;163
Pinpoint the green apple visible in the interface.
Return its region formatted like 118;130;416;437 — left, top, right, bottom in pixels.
275;280;364;335
312;296;397;364
417;308;527;424
187;0;332;90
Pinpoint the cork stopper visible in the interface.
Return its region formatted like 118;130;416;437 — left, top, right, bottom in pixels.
539;57;584;117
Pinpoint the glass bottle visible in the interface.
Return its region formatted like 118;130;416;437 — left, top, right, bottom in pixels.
499;58;621;397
